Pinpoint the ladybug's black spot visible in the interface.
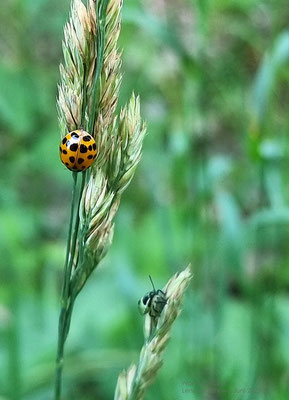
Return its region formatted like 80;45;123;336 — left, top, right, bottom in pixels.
83;135;91;142
65;162;69;166
78;158;84;164
93;143;96;150
88;145;92;151
80;144;88;153
69;156;75;163
70;143;78;152
71;132;79;138
81;166;85;169
62;137;67;145
63;149;67;155
87;154;93;160
93;154;96;159
59;146;62;153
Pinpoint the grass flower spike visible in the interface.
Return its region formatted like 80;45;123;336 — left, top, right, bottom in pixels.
114;265;192;400
57;0;97;134
54;1;146;398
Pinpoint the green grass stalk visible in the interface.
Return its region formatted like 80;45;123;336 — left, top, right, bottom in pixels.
54;172;78;400
55;0;145;397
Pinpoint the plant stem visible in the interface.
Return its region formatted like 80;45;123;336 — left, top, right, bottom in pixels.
65;170;87;292
88;0;109;134
54;172;78;400
54;308;67;400
61;171;87;344
54;1;109;397
62;172;78;299
54;171;86;400
81;64;88;130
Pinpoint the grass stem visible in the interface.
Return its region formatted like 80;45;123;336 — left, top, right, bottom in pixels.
54;171;86;400
88;0;109;134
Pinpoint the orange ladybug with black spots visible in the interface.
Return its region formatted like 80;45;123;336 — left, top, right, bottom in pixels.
59;129;97;172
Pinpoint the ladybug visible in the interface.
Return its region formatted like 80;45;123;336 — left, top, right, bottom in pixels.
59;129;97;172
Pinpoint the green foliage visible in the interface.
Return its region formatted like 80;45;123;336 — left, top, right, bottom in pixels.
0;0;289;399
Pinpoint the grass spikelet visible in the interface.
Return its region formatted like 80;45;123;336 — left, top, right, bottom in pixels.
114;265;192;400
76;94;146;289
57;0;97;135
95;0;123;137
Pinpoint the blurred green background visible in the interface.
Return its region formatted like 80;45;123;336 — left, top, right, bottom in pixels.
1;0;289;399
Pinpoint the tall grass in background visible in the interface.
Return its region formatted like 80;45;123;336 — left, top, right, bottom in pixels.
0;0;289;399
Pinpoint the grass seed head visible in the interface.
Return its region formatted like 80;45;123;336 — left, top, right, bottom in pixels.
114;266;192;400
